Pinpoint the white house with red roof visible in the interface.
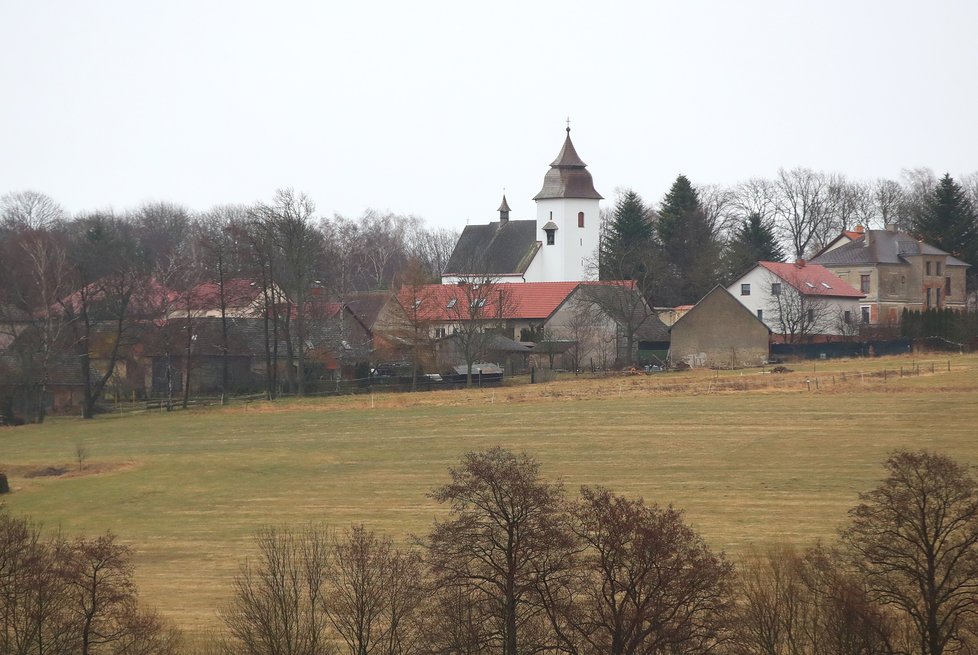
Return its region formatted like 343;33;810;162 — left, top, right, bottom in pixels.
726;260;865;341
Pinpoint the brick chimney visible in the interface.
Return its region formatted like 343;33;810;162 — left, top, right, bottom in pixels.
853;225;865;234
794;258;806;268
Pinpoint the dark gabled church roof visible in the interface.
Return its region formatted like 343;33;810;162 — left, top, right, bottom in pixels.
533;128;603;201
812;230;971;267
443;220;541;276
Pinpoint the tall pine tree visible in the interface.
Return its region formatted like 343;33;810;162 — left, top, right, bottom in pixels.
599;189;654;281
723;212;786;282
654;175;722;306
913;173;978;266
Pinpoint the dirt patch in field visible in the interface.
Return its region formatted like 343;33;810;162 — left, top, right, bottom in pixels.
1;460;139;481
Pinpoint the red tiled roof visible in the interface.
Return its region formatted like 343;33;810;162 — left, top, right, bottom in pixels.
396;281;635;322
186;278;263;309
758;261;864;298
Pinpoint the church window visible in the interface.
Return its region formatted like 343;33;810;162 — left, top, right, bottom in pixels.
578;211;585;228
545;229;556;245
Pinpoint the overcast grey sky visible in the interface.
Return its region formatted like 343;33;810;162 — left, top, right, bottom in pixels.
2;0;976;230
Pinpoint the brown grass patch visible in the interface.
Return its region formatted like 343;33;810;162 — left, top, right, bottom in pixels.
1;460;139;481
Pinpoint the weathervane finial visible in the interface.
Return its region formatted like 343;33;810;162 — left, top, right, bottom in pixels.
566;116;571;133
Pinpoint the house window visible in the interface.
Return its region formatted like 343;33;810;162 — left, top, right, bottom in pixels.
545;229;556;245
471;298;486;308
936;288;942;306
756;309;763;320
771;283;781;296
446;298;457;309
926;261;932;275
926;288;932;308
861;306;870;324
806;308;814;323
936;261;942;275
434;327;446;338
860;274;871;293
844;310;852;324
578;211;585;228
946;276;952;297
740;283;750;296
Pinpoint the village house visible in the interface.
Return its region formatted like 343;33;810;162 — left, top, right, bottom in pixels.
811;226;971;325
394;280;668;371
726;260;864;342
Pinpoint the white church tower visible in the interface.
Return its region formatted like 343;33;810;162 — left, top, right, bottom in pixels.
532;126;603;282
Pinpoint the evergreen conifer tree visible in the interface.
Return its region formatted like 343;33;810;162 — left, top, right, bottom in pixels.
654;175;722;305
913;173;978;270
599;189;654;281
723;213;786;282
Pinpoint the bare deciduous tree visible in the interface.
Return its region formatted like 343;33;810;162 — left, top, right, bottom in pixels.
426;448;575;655
326;525;424;655
764;271;833;344
443;275;514;386
555;487;732;655
221;525;333;655
255;189;323;397
0;191;66;231
731;543;897;655
773;167;835;259
842;451;978;655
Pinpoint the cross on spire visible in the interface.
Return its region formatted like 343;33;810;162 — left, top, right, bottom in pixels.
566;116;571;133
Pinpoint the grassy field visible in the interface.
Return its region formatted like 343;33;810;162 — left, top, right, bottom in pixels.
1;353;977;635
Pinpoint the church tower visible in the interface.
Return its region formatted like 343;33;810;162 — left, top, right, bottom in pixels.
533;126;603;281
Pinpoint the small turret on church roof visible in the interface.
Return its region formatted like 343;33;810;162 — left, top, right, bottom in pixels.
497;194;511;222
534;127;603;201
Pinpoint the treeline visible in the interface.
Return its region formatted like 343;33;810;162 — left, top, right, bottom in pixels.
601;168;978;306
3;448;977;654
222;448;977;655
0;190;459;419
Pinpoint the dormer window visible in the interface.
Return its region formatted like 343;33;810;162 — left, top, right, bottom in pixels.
446;298;457;309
